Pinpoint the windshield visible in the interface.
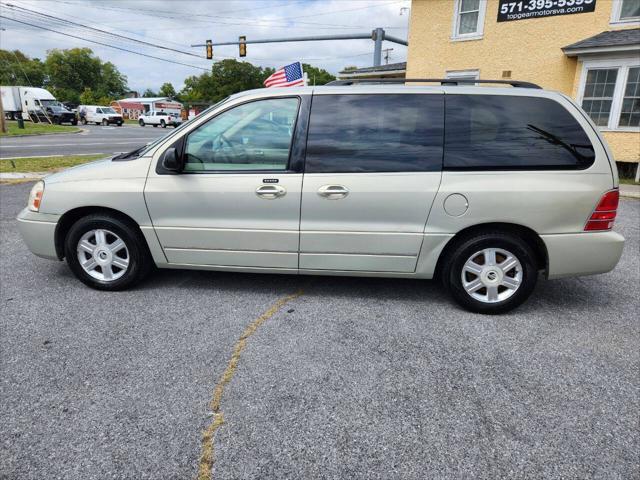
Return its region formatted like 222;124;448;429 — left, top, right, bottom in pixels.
48;106;67;112
39;99;58;108
128;97;231;158
102;107;117;114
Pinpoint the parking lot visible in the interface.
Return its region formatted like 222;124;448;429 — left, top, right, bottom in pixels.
0;124;166;159
1;182;638;479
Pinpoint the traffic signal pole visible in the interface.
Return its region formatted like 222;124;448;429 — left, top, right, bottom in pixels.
192;28;407;67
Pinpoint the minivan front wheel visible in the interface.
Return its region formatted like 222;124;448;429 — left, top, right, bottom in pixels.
64;214;152;291
442;233;538;314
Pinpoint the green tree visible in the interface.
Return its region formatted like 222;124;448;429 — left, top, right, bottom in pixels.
79;87;98;105
0;49;47;86
301;63;335;85
142;88;157;97
44;48;127;103
158;82;176;98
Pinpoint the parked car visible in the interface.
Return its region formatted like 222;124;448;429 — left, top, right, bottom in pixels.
16;80;625;314
44;105;78;125
138;110;182;128
78;105;123;126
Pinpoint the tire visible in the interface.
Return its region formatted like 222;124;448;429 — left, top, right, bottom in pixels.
64;214;153;291
81;118;87;125
139;119;145;126
71;120;78;126
160;120;166;128
55;117;62;125
441;232;538;314
102;119;108;126
117;122;123;126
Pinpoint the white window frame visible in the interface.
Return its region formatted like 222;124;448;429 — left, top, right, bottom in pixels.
577;57;640;132
610;0;640;25
451;0;487;41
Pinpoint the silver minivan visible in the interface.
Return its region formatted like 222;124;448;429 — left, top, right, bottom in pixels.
17;80;625;314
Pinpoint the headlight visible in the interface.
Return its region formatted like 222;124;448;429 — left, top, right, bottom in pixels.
28;180;45;212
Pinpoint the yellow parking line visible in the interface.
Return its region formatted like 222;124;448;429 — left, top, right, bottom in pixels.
197;289;305;480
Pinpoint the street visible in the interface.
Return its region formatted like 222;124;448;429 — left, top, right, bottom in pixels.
1;182;638;479
0;124;167;158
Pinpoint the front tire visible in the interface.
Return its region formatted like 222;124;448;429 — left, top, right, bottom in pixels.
64;214;152;291
102;119;108;126
139;119;145;126
441;233;538;314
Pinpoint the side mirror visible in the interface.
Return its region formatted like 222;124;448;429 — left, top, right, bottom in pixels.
162;147;184;173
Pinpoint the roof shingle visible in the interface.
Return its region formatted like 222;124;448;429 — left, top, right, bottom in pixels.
563;28;640;51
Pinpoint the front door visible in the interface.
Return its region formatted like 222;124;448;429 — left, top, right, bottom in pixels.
299;92;444;273
144;96;305;269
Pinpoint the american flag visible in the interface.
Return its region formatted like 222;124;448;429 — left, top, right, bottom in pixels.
263;62;306;88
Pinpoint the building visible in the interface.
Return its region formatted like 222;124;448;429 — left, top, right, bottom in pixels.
338;62;407;80
111;96;182;120
406;0;640;178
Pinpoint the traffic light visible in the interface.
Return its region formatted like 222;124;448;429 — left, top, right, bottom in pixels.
239;36;246;57
206;39;213;60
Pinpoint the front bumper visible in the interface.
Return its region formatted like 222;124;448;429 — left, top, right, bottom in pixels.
16;208;60;260
542;231;625;279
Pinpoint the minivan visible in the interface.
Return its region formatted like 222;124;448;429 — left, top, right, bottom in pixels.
17;80;625;314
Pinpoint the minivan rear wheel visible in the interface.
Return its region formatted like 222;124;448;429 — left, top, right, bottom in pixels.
442;233;538;314
64;214;152;291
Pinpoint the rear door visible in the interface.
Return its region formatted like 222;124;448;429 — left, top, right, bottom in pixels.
299;92;444;273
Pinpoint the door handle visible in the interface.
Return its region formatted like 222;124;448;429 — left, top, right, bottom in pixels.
256;184;286;199
318;184;349;199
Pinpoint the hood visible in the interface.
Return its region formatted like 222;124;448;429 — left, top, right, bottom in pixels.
44;156;153;184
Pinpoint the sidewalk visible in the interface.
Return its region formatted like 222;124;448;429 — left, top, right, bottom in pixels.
620;184;640;199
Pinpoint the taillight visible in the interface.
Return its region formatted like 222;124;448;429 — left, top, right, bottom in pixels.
584;189;619;231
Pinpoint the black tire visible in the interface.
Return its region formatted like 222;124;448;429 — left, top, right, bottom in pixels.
117;122;123;126
160;120;166;128
64;214;153;291
81;118;87;125
441;232;538;314
55;116;62;125
71;120;78;126
139;119;145;126
102;119;108;126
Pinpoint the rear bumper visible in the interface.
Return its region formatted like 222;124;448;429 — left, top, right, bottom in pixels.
542;231;625;279
16;208;59;260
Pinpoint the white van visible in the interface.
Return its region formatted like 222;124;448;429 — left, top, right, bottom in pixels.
78;105;123;126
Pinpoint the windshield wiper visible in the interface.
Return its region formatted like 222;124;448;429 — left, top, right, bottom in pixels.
112;145;146;160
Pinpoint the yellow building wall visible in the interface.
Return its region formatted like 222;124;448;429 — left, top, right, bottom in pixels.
407;0;640;163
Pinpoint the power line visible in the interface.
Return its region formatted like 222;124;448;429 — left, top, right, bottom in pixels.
0;15;211;71
1;3;204;59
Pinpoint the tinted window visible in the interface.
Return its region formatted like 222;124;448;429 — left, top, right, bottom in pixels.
184;97;299;172
444;95;595;170
305;94;444;173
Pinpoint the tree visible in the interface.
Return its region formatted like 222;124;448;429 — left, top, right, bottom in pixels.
142;88;157;97
342;65;358;72
301;63;335;85
158;82;176;98
79;87;98;105
44;48;127;103
0;49;47;87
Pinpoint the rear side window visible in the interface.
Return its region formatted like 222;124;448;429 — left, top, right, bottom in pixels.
444;95;595;170
305;94;444;173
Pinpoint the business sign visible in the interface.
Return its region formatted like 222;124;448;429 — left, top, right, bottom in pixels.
497;0;596;22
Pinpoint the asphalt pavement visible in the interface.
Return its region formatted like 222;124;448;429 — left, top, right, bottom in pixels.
1;182;638;479
0;124;167;158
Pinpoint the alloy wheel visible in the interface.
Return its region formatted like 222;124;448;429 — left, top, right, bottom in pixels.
76;229;129;281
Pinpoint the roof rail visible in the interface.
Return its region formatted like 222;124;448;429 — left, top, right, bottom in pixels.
326;78;542;89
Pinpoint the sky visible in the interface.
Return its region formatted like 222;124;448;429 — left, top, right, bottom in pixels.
0;0;411;94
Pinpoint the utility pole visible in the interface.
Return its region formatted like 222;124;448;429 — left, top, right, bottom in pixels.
192;28;407;69
383;48;394;65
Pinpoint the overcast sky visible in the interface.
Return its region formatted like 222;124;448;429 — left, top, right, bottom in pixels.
0;0;411;93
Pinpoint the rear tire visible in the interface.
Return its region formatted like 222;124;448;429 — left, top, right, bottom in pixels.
160;120;166;128
102;119;108;126
441;232;538;314
64;214;153;291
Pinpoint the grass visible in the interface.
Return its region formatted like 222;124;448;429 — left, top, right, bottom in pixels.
619;177;639;185
0;154;106;174
0;121;81;136
124;119;140;125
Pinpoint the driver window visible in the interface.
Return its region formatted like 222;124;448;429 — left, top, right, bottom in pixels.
184;97;299;171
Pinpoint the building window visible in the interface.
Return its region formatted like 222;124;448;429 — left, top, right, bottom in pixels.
581;69;618;126
579;59;640;131
611;0;640;23
452;0;486;40
620;67;640;128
